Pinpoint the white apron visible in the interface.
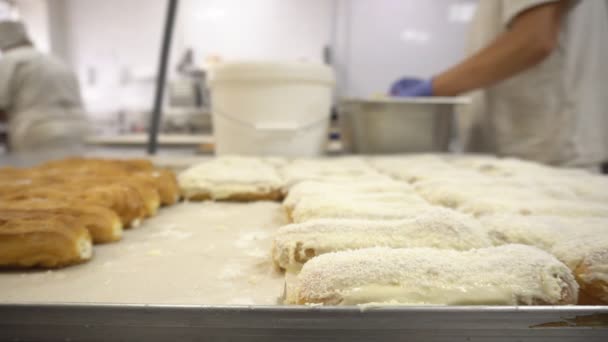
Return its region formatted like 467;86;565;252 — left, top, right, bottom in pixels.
459;0;608;167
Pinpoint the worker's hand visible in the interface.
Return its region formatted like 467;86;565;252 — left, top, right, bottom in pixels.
389;78;433;97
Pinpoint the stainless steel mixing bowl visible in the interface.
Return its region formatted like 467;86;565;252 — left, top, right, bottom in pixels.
339;97;469;154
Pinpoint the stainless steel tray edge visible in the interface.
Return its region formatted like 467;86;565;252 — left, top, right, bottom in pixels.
1;304;607;341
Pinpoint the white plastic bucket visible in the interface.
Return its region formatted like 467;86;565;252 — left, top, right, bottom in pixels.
208;62;335;157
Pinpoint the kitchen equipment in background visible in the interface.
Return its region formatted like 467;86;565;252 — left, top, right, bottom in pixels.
339;97;469;154
141;108;212;134
161;108;212;134
168;79;205;108
171;48;210;110
208;61;335;157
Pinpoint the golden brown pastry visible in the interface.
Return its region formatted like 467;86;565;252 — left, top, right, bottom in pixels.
0;200;123;244
37;158;179;213
0;183;147;228
131;169;181;206
40;157;155;173
0;167;34;180
27;169;161;218
0;168;154;226
0;213;93;268
150;169;181;205
70;176;161;218
2;159;179;212
73;182;149;227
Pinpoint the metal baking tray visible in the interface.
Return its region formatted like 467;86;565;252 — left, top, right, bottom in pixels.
1;154;607;341
1;303;607;341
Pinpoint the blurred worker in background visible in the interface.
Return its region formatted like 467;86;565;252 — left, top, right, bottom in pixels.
0;20;88;154
390;0;608;172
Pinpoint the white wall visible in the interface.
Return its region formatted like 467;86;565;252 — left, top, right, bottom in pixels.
47;0;71;64
63;0;165;83
179;0;332;63
59;0;166;116
15;0;51;52
335;0;477;97
55;0;333;118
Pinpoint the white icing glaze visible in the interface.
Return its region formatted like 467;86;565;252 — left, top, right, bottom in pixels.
178;156;283;199
293;245;577;305
273;207;491;271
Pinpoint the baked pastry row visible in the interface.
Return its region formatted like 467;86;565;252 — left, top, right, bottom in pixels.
274;212;608;305
0;212;93;268
0;158;181;226
0;157;181;269
276;169;608;306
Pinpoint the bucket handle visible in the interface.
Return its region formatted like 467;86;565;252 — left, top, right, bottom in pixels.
213;106;328;133
254;122;299;134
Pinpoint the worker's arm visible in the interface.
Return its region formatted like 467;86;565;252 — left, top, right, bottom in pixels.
432;0;569;96
0;110;6;122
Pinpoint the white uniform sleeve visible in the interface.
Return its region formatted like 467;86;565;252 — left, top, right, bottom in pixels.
0;57;16;110
500;0;564;27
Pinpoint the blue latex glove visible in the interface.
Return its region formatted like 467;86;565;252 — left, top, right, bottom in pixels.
389;77;434;97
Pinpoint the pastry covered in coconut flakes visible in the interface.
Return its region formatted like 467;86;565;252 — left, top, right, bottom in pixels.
551;235;608;305
289;192;431;223
369;154;478;183
457;197;608;218
287;245;578;306
283;179;416;213
178;156;284;201
273;207;491;272
281;157;387;190
480;214;608;304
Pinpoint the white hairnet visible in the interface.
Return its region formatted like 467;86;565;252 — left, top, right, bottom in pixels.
0;21;30;50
